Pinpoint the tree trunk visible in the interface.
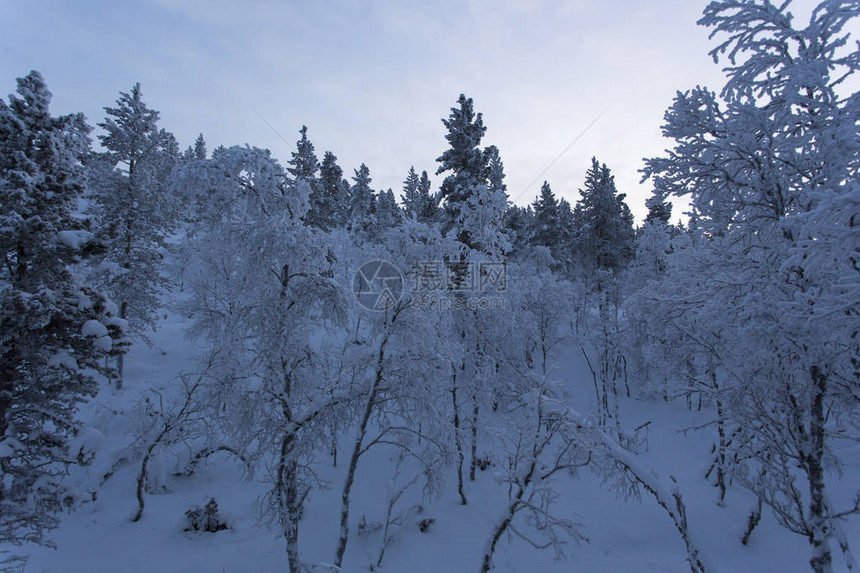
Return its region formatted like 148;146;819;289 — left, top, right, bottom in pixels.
330;425;338;468
132;433;163;522
581;347;604;428
117;300;128;389
541;343;548;376
715;397;727;506
469;401;479;481
807;365;832;573
480;457;537;573
609;353;623;441
710;363;727;506
333;332;388;568
277;432;301;573
452;371;467;505
0;367;12;441
275;360;301;573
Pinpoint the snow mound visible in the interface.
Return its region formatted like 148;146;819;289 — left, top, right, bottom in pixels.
82;319;109;338
48;349;78;370
82;320;112;350
70;427;106;462
57;229;94;250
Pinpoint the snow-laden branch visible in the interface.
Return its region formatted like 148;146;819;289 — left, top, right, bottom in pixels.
596;428;713;573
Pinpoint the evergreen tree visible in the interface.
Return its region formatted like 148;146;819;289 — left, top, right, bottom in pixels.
181;133;207;163
89;83;177;387
211;144;227;159
347;163;375;236
436;94;489;241
0;71;121;546
643;192;671;226
555;197;576;272
504;205;534;256
192;133;207;161
531;181;560;248
402;167;437;224
631;191;674;284
573;158;635;274
288;126;321;228
436;96;509;254
485;145;506;196
401;166;422;218
375;188;403;229
311;150;349;230
456;171;510;257
417;169;438;223
286;125;319;181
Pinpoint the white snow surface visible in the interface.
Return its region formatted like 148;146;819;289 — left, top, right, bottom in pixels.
56;229;94;250
15;309;860;573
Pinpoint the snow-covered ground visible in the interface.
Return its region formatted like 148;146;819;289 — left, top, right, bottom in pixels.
18;309;859;573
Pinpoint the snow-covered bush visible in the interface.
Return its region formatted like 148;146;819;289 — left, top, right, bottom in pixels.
184;498;228;533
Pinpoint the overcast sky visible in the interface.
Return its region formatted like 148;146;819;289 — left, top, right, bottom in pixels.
0;0;836;221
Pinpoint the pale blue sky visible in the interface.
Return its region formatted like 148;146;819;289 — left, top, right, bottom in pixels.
0;0;837;221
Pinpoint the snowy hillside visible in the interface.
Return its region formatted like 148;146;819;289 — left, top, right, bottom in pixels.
15;304;859;573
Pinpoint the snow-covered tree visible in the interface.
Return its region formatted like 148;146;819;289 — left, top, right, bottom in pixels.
286;125;319;182
429;98;516;509
331;298;456;568
569;159;635;437
401;166;422;218
640;2;860;570
531;181;560;249
375;188;403;230
89;83;178;386
554;197;576;274
455;182;510;258
479;374;592;573
182;133;207;162
192;133;207;161
417;170;438;223
401;166;437;222
643;192;671;226
504;204;534;257
347;163;376;237
508;251;576;375
176;145;347;573
308;150;349;230
573;158;635;278
629;221;672;288
0;71;122;547
436;100;510;256
629;194;674;288
484;145;506;196
467;144;511;256
291;126;344;233
436;94;489;243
